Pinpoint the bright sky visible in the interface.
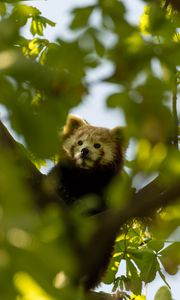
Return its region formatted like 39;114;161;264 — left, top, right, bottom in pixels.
22;1;179;299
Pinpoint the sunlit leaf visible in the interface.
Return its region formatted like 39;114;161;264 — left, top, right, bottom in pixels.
154;286;173;300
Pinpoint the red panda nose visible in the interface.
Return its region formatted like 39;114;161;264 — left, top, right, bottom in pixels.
81;147;89;158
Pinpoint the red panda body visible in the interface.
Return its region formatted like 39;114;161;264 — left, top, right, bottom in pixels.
49;115;125;212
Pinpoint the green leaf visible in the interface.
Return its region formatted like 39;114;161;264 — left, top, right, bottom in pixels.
70;6;94;30
130;249;159;283
112;277;120;292
12;4;40;27
30;17;43;36
100;0;126;22
102;255;122;284
13;4;40;18
107;92;128;108
0;18;19;47
154;286;173;300
40;16;56;27
0;2;6;15
148;240;164;252
159;242;180;275
140;253;158;283
126;259;142;295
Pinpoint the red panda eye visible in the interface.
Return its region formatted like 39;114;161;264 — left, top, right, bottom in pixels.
94;143;101;149
78;140;83;146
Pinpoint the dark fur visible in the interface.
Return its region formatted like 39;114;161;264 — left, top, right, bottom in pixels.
49;158;122;212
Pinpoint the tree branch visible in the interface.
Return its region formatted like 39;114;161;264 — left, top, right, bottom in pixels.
80;177;180;290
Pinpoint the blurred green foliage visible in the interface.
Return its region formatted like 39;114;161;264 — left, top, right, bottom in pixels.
0;1;179;300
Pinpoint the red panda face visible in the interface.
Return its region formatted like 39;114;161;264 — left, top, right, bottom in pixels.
61;115;125;170
64;126;119;169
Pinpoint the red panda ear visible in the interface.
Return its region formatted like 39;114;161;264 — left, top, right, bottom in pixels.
111;126;128;150
63;115;87;137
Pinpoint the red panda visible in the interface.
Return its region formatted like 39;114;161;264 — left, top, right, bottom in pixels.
46;115;127;290
49;115;126;212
